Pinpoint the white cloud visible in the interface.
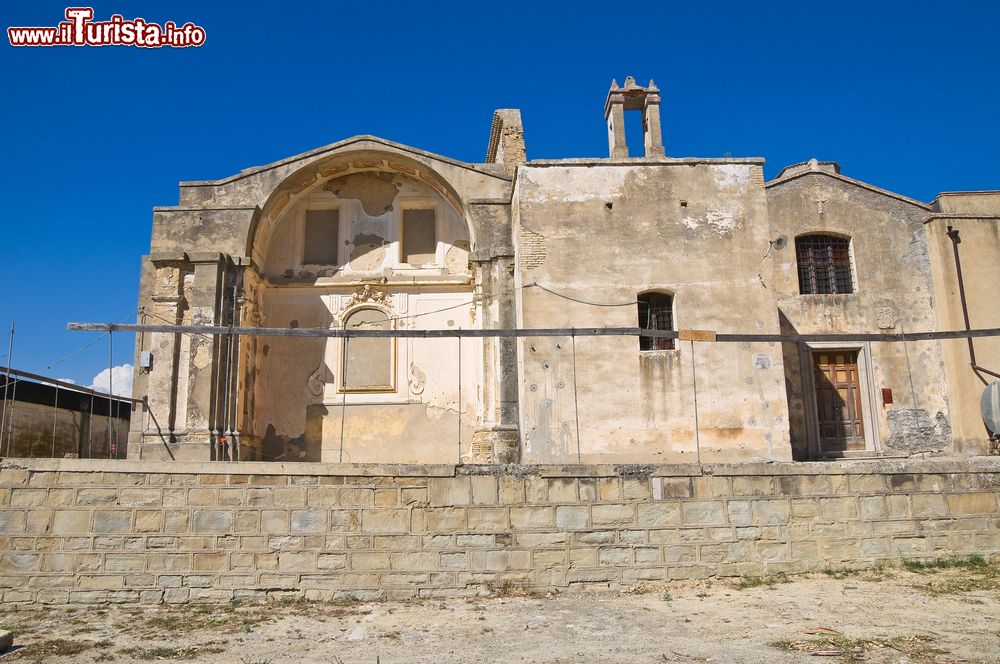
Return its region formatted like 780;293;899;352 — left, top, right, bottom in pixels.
55;378;76;385
88;364;133;398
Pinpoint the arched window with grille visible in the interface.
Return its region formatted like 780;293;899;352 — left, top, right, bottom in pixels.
637;292;674;350
795;234;854;294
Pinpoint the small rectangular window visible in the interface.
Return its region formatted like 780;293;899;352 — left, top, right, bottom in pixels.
402;209;437;265
303;209;339;265
638;293;674;350
796;235;854;294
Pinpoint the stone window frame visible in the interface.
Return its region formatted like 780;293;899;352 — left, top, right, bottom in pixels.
794;232;857;295
637;290;676;351
339;305;398;394
797;340;881;459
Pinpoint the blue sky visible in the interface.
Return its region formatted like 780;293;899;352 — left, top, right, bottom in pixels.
1;0;999;389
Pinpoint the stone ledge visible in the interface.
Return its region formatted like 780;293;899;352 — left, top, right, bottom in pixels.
3;457;1000;478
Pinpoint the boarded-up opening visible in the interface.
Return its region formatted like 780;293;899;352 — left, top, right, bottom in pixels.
303;209;339;265
342;308;394;391
402;209;437;265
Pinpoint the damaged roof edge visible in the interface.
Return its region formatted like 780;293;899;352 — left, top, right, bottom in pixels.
765;168;932;211
177;135;512;188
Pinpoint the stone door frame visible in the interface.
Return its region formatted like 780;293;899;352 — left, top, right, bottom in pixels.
799;341;881;459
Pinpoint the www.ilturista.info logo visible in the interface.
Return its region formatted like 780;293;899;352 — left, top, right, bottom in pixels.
8;7;206;48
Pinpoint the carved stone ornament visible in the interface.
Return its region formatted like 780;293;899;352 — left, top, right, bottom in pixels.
346;284;391;309
408;362;426;395
307;364;326;398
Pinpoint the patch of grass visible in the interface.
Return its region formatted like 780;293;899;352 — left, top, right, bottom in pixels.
7;638;110;661
903;555;1000;594
117;644;225;660
484;579;516;597
903;555;988;572
734;573;790;590
770;634;944;663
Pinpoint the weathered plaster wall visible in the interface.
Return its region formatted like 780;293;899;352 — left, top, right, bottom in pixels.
925;195;1000;454
132;137;515;462
1;458;998;604
514;160;790;464
249;175;482;464
766;172;950;458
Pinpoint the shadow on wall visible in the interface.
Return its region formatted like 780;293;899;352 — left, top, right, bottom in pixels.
260;424;319;462
778;310;810;461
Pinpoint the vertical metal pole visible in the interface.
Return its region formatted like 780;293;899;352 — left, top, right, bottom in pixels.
899;324;918;409
339;339;348;464
108;331;113;457
690;340;701;464
0;322;13;454
87;393;94;459
51;384;59;458
571;331;582;463
457;335;462;464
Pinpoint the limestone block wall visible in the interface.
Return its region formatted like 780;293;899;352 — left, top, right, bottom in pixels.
0;458;998;604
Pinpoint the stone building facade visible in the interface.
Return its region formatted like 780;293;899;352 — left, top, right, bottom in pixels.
128;77;1000;464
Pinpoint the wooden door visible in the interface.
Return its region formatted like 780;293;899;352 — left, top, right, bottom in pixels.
812;351;865;454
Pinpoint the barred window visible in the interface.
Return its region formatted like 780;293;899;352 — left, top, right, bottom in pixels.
638;292;674;351
796;235;854;294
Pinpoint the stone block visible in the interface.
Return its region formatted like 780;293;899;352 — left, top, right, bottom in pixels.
192;552;228;572
12;488;49;507
390;552;439;571
510;506;556;530
192;510;233;533
946;493;998;515
635;547;661;564
351;552;390;570
726;501;752;526
592;504;635;526
753;500;791;525
278;552;317;572
680;501;727;525
467;507;509;531
470;476;498;505
819;497;858;521
912;494;948;518
532;549;567;568
188;488;219;506
429;478;471;506
555;505;589;530
548;479;579;502
401;487;428;506
93;510;132;534
317;553;347;570
456;534;494;547
578;480;599;502
598;547;631;565
597;478;621;502
0;511;27;534
516;532;567;547
734;476;774;496
498;477;524;504
290;509;327;533
523;476;548;503
361;509;409;533
426;508;466;532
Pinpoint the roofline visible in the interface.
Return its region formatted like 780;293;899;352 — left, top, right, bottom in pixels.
524;157;765;167
177;135;512;187
765;169;931;211
930;190;1000;205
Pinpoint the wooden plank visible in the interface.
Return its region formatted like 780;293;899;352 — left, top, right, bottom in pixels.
678;329;717;342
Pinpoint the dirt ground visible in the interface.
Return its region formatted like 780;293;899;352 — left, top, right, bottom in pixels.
1;559;998;663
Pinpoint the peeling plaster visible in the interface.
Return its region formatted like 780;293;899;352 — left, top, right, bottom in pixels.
324;172;399;216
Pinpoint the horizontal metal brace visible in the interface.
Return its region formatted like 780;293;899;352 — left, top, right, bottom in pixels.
67;322;1000;343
